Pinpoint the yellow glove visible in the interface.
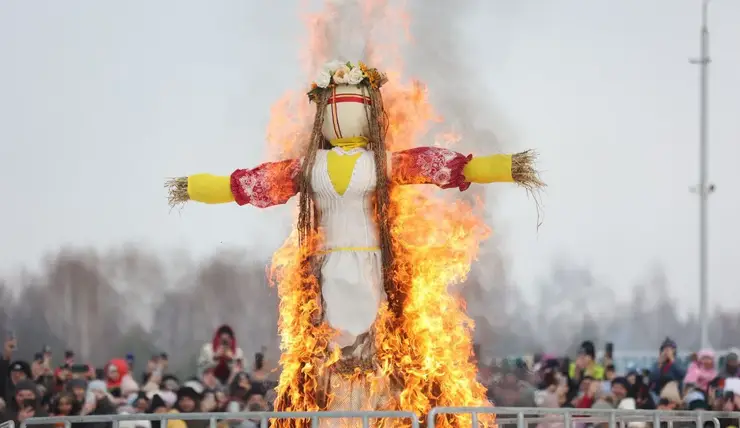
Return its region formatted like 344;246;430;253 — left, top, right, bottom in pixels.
463;154;514;183
187;174;235;204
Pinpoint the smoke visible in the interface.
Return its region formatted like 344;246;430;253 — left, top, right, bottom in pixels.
407;0;509;150
399;0;515;331
304;0;520;351
307;0;513;150
2;245;739;370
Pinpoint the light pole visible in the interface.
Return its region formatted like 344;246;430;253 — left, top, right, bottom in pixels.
689;0;716;350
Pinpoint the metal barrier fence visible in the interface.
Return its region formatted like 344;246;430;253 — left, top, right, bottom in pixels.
18;407;740;428
20;410;418;428
427;407;736;428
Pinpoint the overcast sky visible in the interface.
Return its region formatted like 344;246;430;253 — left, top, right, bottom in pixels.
0;0;738;313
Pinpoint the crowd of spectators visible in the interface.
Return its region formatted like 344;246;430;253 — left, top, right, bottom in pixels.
478;338;740;426
0;324;275;428
3;327;740;428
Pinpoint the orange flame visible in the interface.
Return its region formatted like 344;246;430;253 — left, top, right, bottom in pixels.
266;1;494;427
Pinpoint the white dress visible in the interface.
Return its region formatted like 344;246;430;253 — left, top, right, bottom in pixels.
310;146;385;349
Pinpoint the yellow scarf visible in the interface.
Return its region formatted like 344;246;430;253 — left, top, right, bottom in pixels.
326;136;368;195
329;136;368;151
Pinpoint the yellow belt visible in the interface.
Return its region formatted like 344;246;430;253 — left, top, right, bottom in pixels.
318;246;380;255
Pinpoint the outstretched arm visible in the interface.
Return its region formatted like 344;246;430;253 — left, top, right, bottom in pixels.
391;147;543;190
166;159;301;208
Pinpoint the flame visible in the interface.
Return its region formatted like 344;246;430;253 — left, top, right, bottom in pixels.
266;1;494;427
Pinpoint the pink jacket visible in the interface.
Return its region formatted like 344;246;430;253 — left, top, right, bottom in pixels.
683;349;717;391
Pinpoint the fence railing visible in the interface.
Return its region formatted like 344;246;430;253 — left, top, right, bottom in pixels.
427;407;735;428
19;407;740;428
21;410;418;428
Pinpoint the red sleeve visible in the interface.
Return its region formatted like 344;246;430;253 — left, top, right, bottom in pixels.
390;147;472;191
230;159;301;208
576;394;594;409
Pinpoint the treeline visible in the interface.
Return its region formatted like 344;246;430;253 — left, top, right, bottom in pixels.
1;245;739;376
465;259;740;358
0;245;278;377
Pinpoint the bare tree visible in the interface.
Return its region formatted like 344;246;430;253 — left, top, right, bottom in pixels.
3;245;740;375
39;249;124;362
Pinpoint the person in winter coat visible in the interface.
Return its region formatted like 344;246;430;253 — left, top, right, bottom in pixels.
137;392;178;428
0;337;33;409
250;353;269;383
169;381;208;428
568;341;605;404
631;374;656;410
77;380;118;428
197;325;244;384
105;358;139;400
610;377;647;428
0;379;50;427
0;337;18;404
721;352;739;378
534;371;565;428
5;361;32;401
649;338;685;395
684;349;717;392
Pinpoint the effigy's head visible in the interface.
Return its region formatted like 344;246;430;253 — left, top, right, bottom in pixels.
297;61;393;272
307;60;388;143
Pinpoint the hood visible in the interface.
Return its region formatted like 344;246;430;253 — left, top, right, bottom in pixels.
685;358;718;390
106;358;130;388
697;349;715;360
212;324;236;352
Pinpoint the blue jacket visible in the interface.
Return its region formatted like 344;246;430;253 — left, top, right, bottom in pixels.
649;360;685;394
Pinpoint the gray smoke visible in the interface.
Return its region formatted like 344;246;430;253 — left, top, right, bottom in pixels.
3;246;735;369
310;0;519;353
313;0;513;151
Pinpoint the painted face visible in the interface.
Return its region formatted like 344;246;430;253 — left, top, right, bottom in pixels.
321;85;371;141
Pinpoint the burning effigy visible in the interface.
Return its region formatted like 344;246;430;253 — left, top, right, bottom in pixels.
166;59;542;427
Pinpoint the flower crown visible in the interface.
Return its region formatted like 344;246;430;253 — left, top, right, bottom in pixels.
307;60;388;103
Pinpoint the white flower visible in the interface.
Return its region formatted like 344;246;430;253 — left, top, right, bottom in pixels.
332;64;351;84
347;66;365;85
324;60;345;73
315;70;332;88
